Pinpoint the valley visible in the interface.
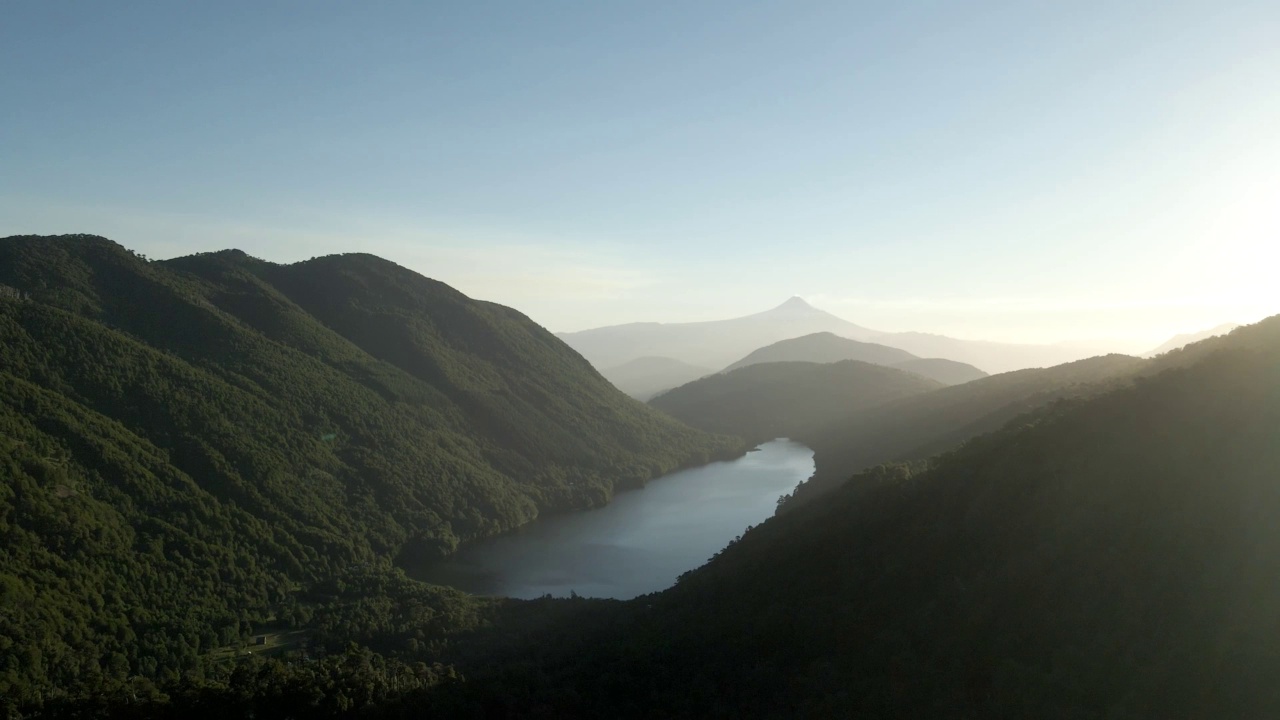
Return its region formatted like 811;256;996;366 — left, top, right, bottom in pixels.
1;234;1275;719
403;439;813;600
5;6;1276;716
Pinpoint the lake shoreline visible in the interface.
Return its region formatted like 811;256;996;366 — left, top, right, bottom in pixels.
400;439;814;600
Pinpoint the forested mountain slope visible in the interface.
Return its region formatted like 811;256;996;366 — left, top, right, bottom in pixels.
791;320;1278;509
787;353;1146;507
421;313;1280;718
649;360;942;445
0;234;738;707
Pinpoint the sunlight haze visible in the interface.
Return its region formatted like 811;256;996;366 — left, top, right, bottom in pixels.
2;0;1276;347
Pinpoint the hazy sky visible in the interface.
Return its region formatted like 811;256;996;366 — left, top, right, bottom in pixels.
2;1;1276;349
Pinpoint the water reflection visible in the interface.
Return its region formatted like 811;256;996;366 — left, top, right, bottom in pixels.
408;439;814;599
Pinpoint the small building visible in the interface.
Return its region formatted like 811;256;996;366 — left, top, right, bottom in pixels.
255;636;267;646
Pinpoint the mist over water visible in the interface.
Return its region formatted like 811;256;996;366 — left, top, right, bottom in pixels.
407;439;814;599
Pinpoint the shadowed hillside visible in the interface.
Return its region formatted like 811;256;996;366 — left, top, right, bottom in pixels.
787;354;1146;508
791;319;1280;510
723;332;987;385
649;360;942;446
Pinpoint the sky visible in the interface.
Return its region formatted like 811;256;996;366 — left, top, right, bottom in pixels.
2;1;1277;350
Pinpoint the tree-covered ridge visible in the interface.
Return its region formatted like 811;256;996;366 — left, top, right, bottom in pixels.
648;360;943;446
417;313;1280;718
721;331;917;371
0;234;739;708
788;318;1280;511
720;331;988;386
786;353;1147;508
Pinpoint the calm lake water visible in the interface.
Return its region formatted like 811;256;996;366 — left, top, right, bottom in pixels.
408;439;814;600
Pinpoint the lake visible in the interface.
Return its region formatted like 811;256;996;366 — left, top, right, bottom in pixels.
407;439;814;600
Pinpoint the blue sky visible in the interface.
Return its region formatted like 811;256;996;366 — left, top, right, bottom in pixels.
2;1;1276;347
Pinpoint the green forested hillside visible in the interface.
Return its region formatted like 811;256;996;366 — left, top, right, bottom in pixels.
721;331;988;385
721;331;916;370
0;234;738;709
7;232;1277;719
648;360;943;445
789;322;1277;510
786;353;1146;508
417;314;1280;718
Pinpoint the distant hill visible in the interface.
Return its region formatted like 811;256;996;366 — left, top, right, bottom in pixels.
723;332;987;386
889;357;988;385
649;360;943;445
559;297;1095;375
558;297;879;370
599;356;714;400
0;234;739;703
1144;322;1240;356
722;332;915;370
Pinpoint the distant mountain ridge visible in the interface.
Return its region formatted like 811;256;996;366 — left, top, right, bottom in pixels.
787;317;1279;510
559;297;1095;374
889;357;989;385
1145;323;1240;356
558;297;879;370
722;332;988;386
869;330;1095;375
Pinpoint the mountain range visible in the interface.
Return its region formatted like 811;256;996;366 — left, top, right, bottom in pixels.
559;297;1100;375
558;297;877;370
